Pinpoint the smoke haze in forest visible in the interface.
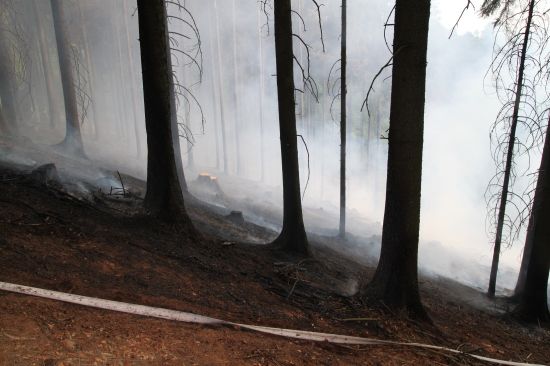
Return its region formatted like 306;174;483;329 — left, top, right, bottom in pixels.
0;0;541;294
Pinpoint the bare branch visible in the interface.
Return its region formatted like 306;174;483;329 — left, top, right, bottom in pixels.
361;46;406;116
448;1;475;39
310;0;325;52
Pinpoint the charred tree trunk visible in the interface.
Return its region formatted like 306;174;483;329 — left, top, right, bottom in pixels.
51;0;84;155
488;0;535;298
363;0;431;319
514;208;535;297
137;0;193;224
513;118;550;323
297;0;306;127
271;0;309;254
338;0;347;239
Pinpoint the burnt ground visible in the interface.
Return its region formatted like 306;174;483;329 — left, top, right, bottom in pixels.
0;145;549;365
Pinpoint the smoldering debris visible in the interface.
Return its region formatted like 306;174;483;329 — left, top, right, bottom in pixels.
31;163;60;185
190;172;228;208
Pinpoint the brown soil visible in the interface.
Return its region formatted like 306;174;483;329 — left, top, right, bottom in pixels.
0;159;549;365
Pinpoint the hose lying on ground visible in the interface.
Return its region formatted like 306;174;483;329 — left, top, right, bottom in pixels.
0;281;544;366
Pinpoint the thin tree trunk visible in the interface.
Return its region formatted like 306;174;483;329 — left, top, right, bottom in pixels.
256;4;266;182
320;90;326;201
339;0;347;238
213;0;228;174
32;0;57;129
231;0;242;176
213;85;220;170
123;0;143;159
137;0;193;223
207;21;220;171
364;0;431;319
51;0;84;155
114;6;130;142
76;1;99;140
0;45;17;136
488;0;535;297
513;116;550;323
272;0;309;254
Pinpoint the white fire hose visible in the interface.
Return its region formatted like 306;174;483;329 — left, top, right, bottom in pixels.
0;281;545;366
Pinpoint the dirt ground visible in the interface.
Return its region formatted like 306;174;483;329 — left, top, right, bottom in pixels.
0;150;549;365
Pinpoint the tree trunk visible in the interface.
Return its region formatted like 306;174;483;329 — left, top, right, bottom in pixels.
76;1;99;140
297;0;306;128
231;0;242;176
513;117;550;323
51;0;84;155
363;0;431;319
137;0;193;224
271;0;309;254
122;0;143;158
0;33;18;136
488;0;535;297
213;0;229;174
114;5;130;143
32;0;59;129
256;4;266;182
0;105;8;134
207;19;221;171
338;0;347;238
514;208;535;297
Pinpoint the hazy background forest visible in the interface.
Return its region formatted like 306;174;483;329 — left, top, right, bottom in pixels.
0;0;539;293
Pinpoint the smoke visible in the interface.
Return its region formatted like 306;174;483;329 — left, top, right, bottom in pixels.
2;0;545;296
182;0;525;293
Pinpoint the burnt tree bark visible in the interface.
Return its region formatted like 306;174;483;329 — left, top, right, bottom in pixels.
51;0;84;155
488;0;535;298
514;206;535;297
339;0;347;238
363;0;431;318
513;117;550;323
271;0;309;254
137;0;192;223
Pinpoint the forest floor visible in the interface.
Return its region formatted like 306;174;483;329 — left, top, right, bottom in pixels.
0;141;549;365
